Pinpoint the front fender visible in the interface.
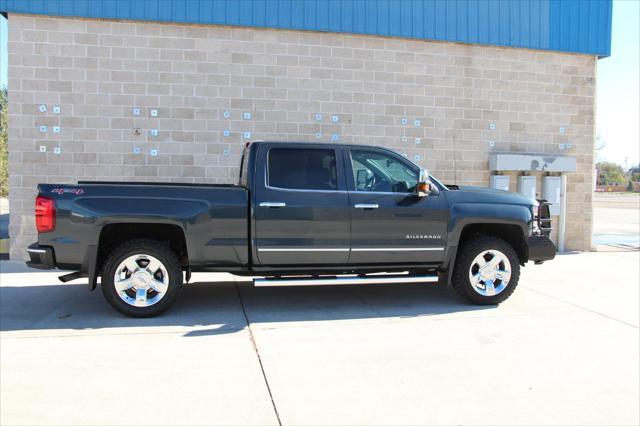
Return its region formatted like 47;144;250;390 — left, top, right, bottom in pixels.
440;203;532;279
448;203;531;244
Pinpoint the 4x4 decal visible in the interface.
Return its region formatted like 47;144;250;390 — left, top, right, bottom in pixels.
51;188;84;195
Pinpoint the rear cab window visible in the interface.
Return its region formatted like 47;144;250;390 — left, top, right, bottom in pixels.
239;144;251;187
267;147;339;191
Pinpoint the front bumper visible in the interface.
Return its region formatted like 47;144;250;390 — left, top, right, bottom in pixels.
526;235;556;263
26;243;56;270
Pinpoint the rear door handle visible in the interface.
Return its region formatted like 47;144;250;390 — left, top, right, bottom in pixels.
354;204;379;209
259;202;286;208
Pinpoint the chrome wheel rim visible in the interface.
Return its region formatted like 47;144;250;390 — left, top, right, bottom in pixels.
468;249;512;297
113;254;169;307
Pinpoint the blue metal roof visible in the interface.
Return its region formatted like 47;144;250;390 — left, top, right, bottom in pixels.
0;0;612;57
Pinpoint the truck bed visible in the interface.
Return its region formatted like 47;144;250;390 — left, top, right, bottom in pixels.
36;182;250;270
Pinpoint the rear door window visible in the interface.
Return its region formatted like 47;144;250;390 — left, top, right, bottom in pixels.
268;148;338;191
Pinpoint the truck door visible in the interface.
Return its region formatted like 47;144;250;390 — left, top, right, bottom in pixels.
253;144;350;265
345;148;448;265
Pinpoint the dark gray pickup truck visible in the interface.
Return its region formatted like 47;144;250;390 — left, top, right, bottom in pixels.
27;141;555;317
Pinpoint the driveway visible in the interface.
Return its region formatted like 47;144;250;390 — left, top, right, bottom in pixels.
593;193;640;249
1;250;638;425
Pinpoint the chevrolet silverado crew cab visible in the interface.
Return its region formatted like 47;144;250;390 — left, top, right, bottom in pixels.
27;141;555;317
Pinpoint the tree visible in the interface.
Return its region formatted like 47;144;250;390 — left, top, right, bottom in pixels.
630;165;640;183
0;88;7;197
596;161;626;186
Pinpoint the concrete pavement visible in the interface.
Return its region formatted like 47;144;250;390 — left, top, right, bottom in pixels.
0;268;279;425
1;250;638;425
593;193;640;250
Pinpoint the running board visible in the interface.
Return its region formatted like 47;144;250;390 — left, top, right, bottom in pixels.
58;271;88;283
254;274;438;287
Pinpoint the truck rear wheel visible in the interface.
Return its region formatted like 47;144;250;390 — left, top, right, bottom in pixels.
101;239;183;317
452;235;520;305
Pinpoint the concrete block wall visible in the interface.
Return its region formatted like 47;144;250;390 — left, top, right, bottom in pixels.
7;14;596;259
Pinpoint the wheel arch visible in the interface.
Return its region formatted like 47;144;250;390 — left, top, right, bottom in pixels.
456;222;528;265
441;218;529;286
91;222;188;289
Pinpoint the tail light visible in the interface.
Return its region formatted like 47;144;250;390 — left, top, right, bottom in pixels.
35;196;56;233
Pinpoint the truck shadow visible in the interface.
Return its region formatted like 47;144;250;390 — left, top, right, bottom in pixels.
0;279;495;335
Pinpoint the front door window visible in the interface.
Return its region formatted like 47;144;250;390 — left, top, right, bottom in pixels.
350;150;418;193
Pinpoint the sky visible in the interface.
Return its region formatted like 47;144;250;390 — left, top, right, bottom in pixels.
596;0;640;168
0;2;639;167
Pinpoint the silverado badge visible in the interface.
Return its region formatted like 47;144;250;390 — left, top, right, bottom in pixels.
406;234;442;239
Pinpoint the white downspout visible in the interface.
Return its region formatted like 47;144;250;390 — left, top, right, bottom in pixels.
558;174;567;252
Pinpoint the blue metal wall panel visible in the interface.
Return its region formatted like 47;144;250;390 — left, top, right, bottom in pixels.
0;0;612;56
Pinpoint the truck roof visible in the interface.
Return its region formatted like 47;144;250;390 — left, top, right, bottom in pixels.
247;140;397;151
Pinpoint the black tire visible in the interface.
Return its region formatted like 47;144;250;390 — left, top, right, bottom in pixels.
101;239;183;317
451;235;520;305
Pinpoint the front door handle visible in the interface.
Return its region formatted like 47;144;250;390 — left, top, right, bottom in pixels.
354;203;379;209
259;202;286;208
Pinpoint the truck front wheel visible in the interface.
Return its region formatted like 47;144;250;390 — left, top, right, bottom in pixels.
101;239;183;317
451;235;520;305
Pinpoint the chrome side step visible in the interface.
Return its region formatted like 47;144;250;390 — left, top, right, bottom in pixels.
58;271;88;283
254;274;438;287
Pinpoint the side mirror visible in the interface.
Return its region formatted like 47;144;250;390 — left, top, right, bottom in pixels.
416;169;430;197
415;169;439;197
